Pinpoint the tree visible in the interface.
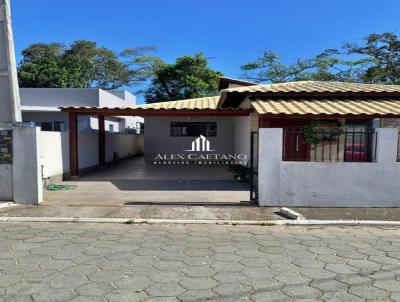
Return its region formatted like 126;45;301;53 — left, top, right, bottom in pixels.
144;53;222;103
240;32;400;85
18;40;158;89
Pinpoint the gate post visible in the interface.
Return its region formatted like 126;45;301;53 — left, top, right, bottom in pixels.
69;112;78;177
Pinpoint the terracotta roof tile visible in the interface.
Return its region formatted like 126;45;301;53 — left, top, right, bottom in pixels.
251;99;400;115
223;81;400;94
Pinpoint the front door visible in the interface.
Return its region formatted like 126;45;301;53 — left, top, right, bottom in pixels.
283;128;309;161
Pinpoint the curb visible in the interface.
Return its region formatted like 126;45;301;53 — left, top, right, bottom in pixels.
1;216;400;226
279;207;305;220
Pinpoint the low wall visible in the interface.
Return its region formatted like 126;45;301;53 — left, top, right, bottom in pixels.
258;128;400;207
39;131;143;179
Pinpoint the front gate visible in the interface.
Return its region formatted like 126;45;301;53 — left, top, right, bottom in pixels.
249;131;259;202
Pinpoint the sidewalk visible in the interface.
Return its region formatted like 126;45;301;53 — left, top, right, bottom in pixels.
290;207;400;221
0;203;282;221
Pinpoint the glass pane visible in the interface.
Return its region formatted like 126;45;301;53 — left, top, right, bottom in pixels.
41;122;53;132
54;122;65;132
170;122;217;137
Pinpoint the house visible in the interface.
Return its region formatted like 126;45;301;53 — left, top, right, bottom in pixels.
61;77;400;207
20;88;144;134
20;88;144;180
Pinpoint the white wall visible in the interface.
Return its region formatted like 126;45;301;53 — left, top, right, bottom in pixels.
20;88;100;108
144;116;235;160
39;131;144;178
105;133;144;162
258;128;400;207
234;116;251;164
13;127;43;204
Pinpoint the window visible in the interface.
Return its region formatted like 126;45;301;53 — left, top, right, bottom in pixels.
109;124;114;133
170;122;217;137
24;121;65;132
40;122;53;132
54;121;65;132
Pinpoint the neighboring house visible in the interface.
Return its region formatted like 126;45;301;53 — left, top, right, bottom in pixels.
20;88;144;180
20;88;144;134
61;77;400;207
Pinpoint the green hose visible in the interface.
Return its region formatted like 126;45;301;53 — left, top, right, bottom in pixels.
46;183;77;191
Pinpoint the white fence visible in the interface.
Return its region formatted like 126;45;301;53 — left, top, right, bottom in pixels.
39;131;144;179
258;128;400;207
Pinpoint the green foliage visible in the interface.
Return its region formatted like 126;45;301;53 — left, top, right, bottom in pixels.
228;164;250;182
241;32;400;85
18;40;158;89
303;120;342;148
144;53;222;103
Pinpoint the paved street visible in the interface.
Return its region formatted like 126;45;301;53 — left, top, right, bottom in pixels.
1;223;400;301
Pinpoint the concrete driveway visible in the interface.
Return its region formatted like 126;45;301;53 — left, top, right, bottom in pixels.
44;156;250;206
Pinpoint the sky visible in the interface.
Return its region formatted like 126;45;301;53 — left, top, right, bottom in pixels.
11;0;400;104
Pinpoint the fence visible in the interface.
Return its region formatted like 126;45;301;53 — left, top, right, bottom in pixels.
283;127;376;162
258;128;400;207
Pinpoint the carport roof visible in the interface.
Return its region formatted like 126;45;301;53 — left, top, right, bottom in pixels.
60;95;252;116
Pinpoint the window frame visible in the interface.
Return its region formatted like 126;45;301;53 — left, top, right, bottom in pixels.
170;122;217;137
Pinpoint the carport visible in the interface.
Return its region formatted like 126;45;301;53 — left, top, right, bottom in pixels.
58;105;253;205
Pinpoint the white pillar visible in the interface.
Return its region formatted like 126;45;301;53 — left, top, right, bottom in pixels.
0;0;21;123
13;127;43;204
376;128;399;164
258;128;283;206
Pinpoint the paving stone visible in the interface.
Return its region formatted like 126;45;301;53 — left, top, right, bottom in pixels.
178;289;218;301
87;270;126;283
238;257;271;267
211;261;245;272
179;277;218;290
310;279;348;292
6;282;48;295
75;282;116;296
241;267;276;278
347;259;381;273
181;265;216;277
325;264;360;274
105;290;148;302
282;284;322;299
145;282;185;297
373;279;400;292
349;284;389;299
241;277;282;291
2;223;400;301
213;282;251;298
0;274;22;287
322;291;364;301
335;274;372;286
300;268;336;280
213;272;248;283
69;296;105;302
274;272;311;285
114;276;152;290
49;275;88;289
32;288;77;302
211;252;242;261
392;292;400;302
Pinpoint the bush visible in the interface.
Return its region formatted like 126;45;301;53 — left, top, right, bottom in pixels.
228;164;250;182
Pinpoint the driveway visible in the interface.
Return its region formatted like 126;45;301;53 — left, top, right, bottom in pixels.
44;156;250;206
1;223;400;301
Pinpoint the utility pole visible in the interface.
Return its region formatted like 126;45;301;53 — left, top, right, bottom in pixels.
0;0;22;124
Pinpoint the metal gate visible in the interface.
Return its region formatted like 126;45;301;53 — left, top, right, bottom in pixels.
249;131;259;202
